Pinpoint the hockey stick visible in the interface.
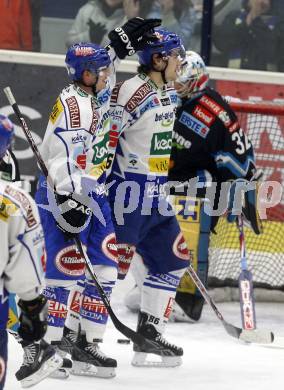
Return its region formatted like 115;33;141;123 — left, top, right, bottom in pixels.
186;263;273;344
237;215;256;330
3;86;149;348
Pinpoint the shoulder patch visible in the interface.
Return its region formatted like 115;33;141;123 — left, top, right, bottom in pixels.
111;81;124;104
126;83;152;112
4;185;37;228
49;98;63;124
66;96;81;128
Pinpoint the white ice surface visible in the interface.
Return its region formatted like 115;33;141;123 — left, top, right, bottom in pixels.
4;275;284;390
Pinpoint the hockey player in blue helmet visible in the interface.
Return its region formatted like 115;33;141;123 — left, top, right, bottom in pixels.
34;17;161;379
137;28;186;84
107;28;189;367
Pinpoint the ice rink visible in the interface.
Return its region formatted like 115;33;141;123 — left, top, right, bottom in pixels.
4;276;284;390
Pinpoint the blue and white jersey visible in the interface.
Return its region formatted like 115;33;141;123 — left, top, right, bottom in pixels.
0;180;45;328
40;48;118;196
108;73;178;207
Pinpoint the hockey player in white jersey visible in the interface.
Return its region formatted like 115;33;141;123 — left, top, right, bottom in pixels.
0;115;62;389
35;17;161;378
108;28;190;367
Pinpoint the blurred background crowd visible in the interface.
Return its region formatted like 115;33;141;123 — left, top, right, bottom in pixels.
1;0;284;72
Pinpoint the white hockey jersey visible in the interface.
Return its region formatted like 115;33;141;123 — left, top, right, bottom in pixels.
40;49;118;196
0;180;45;301
108;73;178;206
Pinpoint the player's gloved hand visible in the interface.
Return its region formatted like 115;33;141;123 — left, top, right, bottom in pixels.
55;193;92;239
108;17;161;59
227;178;262;235
88;19;107;44
18;295;48;342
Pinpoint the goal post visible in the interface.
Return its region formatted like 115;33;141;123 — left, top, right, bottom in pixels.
208;99;284;299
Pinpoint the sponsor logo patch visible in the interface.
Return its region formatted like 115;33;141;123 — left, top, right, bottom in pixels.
179;111;210;138
173;232;189;260
218;110;231;126
172;131;192;149
229;121;239;133
50;98;63;124
72;133;87;144
70;291;81;314
193;105;214;126
148;157;169;173
140;97;160;114
89;108;99;135
0;196;19;221
160;97;171;106
102;233;118;262
48;300;68;319
76;154;86;169
150;131;172;155
75;47;95;56
164;297;174;319
55;245;85;276
66;96;81;128
92;135;108;165
126;83;152;112
200;95;222;115
81;296;108;315
4;186;36;228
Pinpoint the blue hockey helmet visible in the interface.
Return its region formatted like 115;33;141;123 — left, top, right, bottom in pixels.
137;28;185;67
65;42;111;81
0;114;14;159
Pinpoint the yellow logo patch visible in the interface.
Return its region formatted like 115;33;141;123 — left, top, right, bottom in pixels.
50;98;63;124
0;196;19;222
89;161;107;179
148;157;169;173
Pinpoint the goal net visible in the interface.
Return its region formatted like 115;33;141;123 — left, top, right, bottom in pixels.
208;99;284;298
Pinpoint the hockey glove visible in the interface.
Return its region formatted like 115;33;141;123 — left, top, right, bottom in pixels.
55;193;92;239
108;17;161;59
88;19;107;44
18;295;48;342
227;178;262;235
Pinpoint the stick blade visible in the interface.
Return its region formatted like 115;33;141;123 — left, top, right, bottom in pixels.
223;321;242;339
239;329;274;344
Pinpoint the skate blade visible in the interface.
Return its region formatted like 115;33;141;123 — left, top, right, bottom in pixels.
71;361;116;378
131;352;182;368
49;367;70;379
20;354;63;388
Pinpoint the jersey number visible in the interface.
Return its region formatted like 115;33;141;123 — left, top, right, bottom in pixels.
232;128;252;155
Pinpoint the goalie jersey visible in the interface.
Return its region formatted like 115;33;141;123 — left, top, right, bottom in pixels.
169;87;256;194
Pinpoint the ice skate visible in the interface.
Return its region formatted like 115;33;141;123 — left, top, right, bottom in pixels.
132;312;183;368
58;326;78;355
49;340;73;379
15;340;63;388
71;333;117;378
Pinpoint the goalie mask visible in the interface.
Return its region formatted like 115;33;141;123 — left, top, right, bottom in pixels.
175;51;209;98
0;114;14;160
